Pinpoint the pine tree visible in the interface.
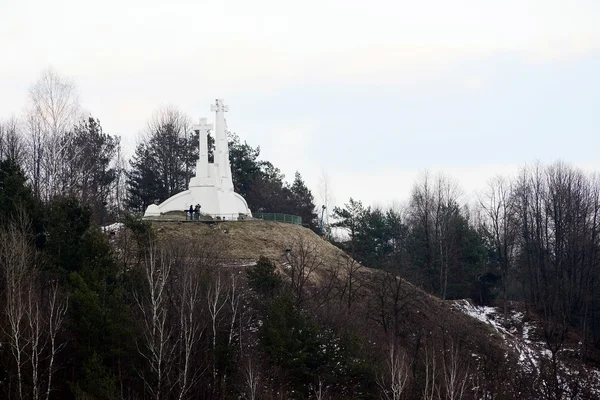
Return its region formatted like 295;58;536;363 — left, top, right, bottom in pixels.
290;172;317;230
332;198;366;256
67;117;119;222
126;109;197;213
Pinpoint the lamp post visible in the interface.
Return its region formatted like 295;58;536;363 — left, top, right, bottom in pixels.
320;205;327;237
102;201;108;233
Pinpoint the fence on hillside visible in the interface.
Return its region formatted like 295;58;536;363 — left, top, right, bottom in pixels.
252;213;302;225
147;210;302;225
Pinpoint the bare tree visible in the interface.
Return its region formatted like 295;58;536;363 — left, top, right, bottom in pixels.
367;271;412;337
110;142;128;218
441;340;469;400
409;172;463;299
433;174;462;301
29;68;79;137
135;244;175;400
207;272;227;390
377;344;410;400
44;283;68;400
174;249;203;400
0;221;32;400
243;358;260;400
285;235;324;306
23;112;45;198
0;117;25;163
221;273;245;392
422;344;439;400
25;271;43;400
478;175;518;316
1;219;68;400
25;68;81;200
311;376;328;400
408;172;436;293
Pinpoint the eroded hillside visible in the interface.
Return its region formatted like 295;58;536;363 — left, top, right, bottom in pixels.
140;219;600;398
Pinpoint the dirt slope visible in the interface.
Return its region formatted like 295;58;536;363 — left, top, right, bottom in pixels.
148;220;600;394
152;220;509;344
151;220;347;263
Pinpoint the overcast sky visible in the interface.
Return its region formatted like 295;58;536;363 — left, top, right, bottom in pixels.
2;0;600;209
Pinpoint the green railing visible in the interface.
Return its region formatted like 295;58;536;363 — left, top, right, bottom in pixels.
253;213;302;225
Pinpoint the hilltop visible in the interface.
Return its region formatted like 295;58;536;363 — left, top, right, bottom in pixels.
151;219;340;262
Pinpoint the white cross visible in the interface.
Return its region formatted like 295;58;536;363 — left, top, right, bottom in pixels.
193;117;213;133
211;99;229;113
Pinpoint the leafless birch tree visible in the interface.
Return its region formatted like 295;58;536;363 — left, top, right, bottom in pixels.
25;68;81;200
1;222;32;400
174;251;203;400
377;344;410;400
1;219;67;400
136;244;175;400
441;340;470;400
207;272;227;389
479;175;517;317
422;345;439;400
44;282;68;400
243;358;260;400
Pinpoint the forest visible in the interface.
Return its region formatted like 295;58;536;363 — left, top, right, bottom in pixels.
1;69;600;399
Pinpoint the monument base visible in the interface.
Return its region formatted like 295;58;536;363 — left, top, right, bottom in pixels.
143;185;251;219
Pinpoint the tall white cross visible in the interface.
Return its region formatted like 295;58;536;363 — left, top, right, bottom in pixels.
193;117;213;150
211;99;229;113
193;117;213;134
193;117;213;178
210;99;233;189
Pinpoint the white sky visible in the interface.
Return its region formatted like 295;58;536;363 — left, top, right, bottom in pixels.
2;0;600;209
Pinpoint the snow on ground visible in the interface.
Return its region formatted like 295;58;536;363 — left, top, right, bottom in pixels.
103;222;124;232
454;300;600;396
453;299;546;372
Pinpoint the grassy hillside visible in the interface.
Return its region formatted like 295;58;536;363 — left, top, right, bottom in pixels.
151;220;345;262
149;219;600;397
152;220;511;349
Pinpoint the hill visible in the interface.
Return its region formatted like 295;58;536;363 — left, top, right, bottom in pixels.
147;219;600;398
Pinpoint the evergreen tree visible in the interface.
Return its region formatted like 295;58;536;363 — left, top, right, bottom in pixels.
67;117;120;223
228;134;317;224
290;172;317;230
126;143;163;212
228;132;261;196
42;196;92;272
0;158;38;228
332;198;366;256
247;256;282;297
67;227;136;399
126;110;197;212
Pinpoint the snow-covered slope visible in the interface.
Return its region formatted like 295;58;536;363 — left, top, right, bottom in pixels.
454;299;600;397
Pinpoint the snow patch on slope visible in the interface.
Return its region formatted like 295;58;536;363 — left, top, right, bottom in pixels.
454;299;600;397
453;299;546;372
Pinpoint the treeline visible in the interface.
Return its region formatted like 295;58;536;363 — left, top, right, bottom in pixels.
2;162;593;398
331;174;485;302
0;68;317;229
0;72;124;224
0;163;545;399
332;165;600;362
